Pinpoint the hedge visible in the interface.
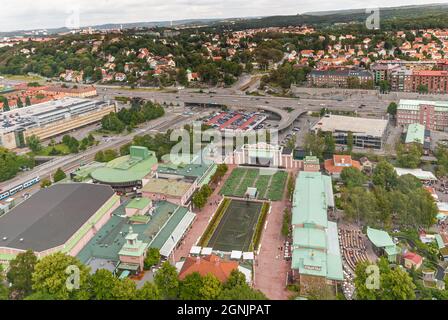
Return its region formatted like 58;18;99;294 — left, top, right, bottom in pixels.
198;198;231;247
250;202;270;252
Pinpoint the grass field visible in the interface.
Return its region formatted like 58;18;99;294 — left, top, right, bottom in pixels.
32;144;71;156
1;74;44;82
206;199;264;252
220;167;288;201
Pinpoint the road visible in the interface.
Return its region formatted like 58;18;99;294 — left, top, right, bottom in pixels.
0;111;201;193
0;85;390;195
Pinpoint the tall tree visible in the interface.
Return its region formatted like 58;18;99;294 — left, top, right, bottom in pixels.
137;282;160;300
154;262;179;300
7;250;38;299
31;252;90;300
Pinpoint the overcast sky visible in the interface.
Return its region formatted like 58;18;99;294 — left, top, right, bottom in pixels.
1;0;447;32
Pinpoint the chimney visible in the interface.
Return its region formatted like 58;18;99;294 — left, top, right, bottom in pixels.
195;256;201;265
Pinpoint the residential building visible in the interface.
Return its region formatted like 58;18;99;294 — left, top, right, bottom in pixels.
178;255;239;283
397;99;448;131
307;69;373;88
324;155;361;178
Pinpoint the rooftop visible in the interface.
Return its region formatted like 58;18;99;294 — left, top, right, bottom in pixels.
398;99;448;112
142;178;193;198
405;123;426;144
178;255;239;283
0;97;112;134
126;198;152;210
367;227;394;248
0;183;115;252
312;115;388;138
77;200;192;264
90;147;157;184
394;167;437;181
292;172;333;228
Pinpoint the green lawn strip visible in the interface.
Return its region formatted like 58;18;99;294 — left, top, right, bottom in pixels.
255;174;271;200
221;168;249;197
267;171;288;201
34;143;71;156
235;169;259;196
198;198;232;247
249;202;270;252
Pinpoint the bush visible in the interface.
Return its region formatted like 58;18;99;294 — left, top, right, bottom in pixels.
250;202;270;252
199;198;231;247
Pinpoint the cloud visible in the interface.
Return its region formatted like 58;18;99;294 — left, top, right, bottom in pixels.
0;0;446;32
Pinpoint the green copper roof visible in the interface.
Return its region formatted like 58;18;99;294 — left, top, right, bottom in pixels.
90;147;157;184
405;123;425;144
367;227;394;248
126;198;151;210
292;172;330;228
293;228;327;250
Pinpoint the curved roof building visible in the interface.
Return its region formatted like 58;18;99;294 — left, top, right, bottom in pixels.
91;146;157;191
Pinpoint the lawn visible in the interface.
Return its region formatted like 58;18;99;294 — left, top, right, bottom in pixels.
1;74;44;82
34;144;71;156
220;167;288;201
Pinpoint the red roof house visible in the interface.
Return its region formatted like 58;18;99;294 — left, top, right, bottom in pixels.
324;155;361;176
178;255;239;283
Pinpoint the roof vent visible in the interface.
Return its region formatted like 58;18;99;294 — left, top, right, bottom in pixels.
2;237;7;241
19;238;24;242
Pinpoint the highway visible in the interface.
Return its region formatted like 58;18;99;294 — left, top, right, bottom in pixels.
0;111;202;193
0;85;391;196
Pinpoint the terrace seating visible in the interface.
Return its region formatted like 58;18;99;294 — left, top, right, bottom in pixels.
338;228;369;273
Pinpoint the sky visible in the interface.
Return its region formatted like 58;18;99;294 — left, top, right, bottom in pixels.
1;0;447;32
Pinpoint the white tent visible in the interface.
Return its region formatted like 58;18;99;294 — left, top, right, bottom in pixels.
190;246;202;255
230;250;243;260
201;247;213;256
243;252;255;260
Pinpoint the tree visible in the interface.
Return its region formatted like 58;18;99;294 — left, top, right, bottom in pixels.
304;133;325;159
341;167;367;189
379;80;391;94
137;282;160;300
0;265;8;300
281;208;291;237
387;102;398;117
417;84;428;94
347;131;354;153
31;252;90;300
25;96;31;107
17;98;24;108
372;161;398;191
110;278;137;300
396;143;422;169
40;179;52;189
0;96;10;112
7;250;38;299
179;272;203;300
144;248;161;270
343;187;379;225
88;269;118;300
27;135;42;153
224;270;247;289
154;262;179;300
199;274;222;300
355;258;416;300
53;168;67;183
